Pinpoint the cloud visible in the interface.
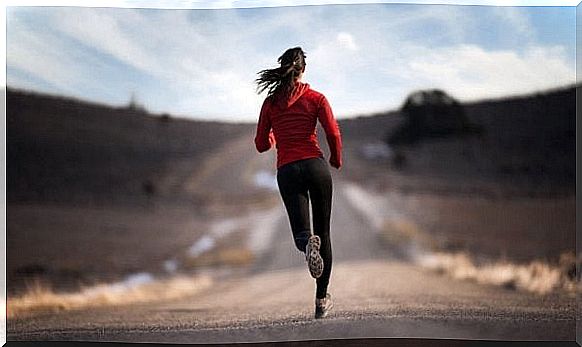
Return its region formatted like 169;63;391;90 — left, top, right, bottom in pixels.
6;5;575;121
303;44;574;117
403;44;573;99
7;14;121;97
336;32;358;51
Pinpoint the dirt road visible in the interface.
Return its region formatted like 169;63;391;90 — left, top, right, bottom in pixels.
7;134;576;343
7;184;576;343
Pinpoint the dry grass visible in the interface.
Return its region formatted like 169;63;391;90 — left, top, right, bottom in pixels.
379;216;578;295
7;274;213;319
181;248;255;269
379;218;438;250
418;251;578;295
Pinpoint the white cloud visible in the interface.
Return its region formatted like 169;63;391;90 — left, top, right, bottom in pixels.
403;44;574;100
7;16;113;97
52;8;205;82
302;41;574;116
336;32;358;51
6;5;575;121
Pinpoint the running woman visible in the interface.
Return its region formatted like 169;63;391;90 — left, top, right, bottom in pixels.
254;47;342;319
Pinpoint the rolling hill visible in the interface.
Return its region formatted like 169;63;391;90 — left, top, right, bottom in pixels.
7;84;576;206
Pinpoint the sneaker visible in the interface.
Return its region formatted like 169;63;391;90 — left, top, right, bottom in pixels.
305;235;323;279
315;293;334;319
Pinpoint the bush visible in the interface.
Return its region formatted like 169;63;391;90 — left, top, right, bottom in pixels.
386;89;483;146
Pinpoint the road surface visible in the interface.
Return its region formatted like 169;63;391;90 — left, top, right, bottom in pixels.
7;136;576;343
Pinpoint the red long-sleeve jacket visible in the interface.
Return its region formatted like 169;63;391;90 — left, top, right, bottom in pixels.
254;82;342;169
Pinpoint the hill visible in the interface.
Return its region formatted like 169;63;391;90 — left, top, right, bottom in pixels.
337;85;576;197
7;88;254;205
7;84;576;206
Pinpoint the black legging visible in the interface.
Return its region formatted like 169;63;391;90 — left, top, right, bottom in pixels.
276;156;333;299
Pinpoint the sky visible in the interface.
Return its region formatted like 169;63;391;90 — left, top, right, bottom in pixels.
6;2;577;122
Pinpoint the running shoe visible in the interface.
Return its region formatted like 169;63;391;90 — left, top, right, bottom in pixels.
315;293;334;319
305;235;324;278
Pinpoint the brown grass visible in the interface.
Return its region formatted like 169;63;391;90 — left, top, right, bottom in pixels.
418;251;578;295
181;247;256;269
379;218;437;249
7;274;213;319
378;216;578;295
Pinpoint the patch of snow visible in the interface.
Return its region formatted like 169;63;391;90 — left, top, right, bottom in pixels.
247;207;284;254
342;183;389;231
253;170;278;191
188;235;215;257
83;272;155;297
360;142;393;160
163;259;179;273
211;218;241;238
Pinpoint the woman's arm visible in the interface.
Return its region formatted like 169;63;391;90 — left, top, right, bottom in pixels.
317;95;342;169
254;98;276;153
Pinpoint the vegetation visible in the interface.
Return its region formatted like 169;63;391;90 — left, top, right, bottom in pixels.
386;89;483;146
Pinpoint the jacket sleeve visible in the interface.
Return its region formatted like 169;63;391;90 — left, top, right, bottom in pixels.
317;95;342;169
254;98;276;153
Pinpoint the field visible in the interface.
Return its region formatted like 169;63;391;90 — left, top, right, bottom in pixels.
6;86;578;326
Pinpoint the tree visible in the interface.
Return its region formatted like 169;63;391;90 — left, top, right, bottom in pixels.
127;92;146;112
386;89;482;146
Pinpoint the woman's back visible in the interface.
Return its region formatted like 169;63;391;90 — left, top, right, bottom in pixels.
255;81;342;169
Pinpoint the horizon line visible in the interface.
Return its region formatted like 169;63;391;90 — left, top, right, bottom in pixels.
6;82;578;124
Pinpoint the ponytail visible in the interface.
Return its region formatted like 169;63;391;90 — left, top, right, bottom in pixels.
256;47;306;98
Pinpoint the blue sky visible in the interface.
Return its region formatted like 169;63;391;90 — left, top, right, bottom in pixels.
6;3;576;121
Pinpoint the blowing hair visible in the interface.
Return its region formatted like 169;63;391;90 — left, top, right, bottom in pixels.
256;47;306;98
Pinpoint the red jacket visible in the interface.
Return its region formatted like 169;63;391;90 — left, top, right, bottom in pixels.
254;82;342;169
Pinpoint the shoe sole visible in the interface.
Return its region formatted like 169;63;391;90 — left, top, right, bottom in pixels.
306;235;324;279
315;299;334;319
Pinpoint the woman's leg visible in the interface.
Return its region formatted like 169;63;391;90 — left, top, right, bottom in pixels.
305;158;333;299
277;163;311;253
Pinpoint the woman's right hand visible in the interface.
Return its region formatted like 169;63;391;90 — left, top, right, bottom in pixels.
330;158;341;170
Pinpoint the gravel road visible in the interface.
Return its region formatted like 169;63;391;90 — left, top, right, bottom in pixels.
7;132;577;343
7;181;576;343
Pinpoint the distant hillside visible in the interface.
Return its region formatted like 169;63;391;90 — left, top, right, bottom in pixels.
8;85;576;204
337;85;576;196
7;88;253;204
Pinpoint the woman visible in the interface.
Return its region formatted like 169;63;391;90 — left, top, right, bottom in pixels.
254;47;342;319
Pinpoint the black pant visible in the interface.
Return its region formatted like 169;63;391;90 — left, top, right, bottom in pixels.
276;156;333;299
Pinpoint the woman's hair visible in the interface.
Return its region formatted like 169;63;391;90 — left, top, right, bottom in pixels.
256;47;306;98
